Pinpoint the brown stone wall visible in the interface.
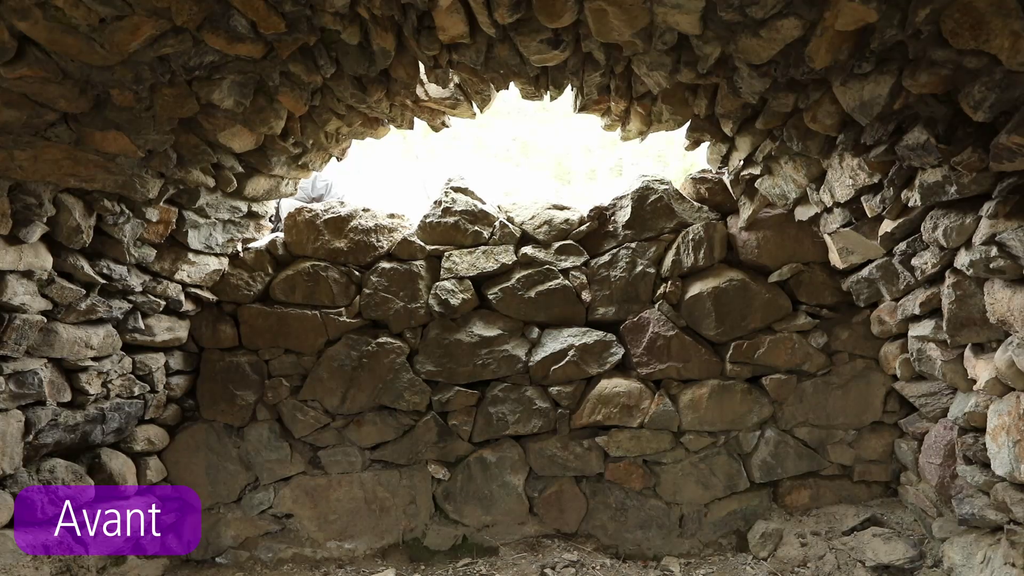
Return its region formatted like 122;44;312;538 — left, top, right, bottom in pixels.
1;0;1024;571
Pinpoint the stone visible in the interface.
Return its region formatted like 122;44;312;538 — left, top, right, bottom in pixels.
49;192;95;249
120;314;190;348
756;155;826;209
269;259;358;307
430;384;480;412
301;332;429;415
528;327;624;385
471;382;556;441
362;259;438;333
285;202;410;266
434;438;530;529
922;204;983;249
428;278;479;318
483;265;586;325
620;308;722;380
904;168;999;208
508;14;575;66
679;170;737;214
781;263;850;307
1;360;70;409
0;410;24;476
744;427;829;482
533;477;587;533
578;478;687;558
144;243;227;287
571;373;654;429
277;398;332;439
775;359;893;429
344;410;416;447
521;431;606;476
237;304;327;355
416;184;500;247
832;63;900;126
0;274;49;315
824;229;885;271
987;392;1024;483
117;424;170;454
27;321;120;360
940;0;1024;72
504;203;582;244
319;445;368;474
776;476;889;511
579;175;717;256
197;349;265;427
660;221;727;278
0;491;11;527
677;265;793;344
595;429;676;457
942;268;1007;344
413;310;531;384
727;209;829;273
918;418;959;500
517;241;589;270
651;448;750;505
893;380;956;420
673;379;774;431
604;458;654;491
733;14;808;65
189;305;239;349
274;467;432;549
643;389;680;431
991;482;1024;522
0;313;45;357
19;399;143;461
371;412;475;465
726;332;831;374
747;520;784;560
837;527;921;569
240;421;304;484
985;278;1024;335
991;108;1024;171
994;336;1024;391
441;245;516;279
587;241;666;323
581;0;651;53
162;422;254;508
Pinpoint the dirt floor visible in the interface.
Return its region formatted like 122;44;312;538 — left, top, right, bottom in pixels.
159;498;940;576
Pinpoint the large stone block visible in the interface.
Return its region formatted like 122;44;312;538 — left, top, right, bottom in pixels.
987;392;1024;483
237;304;328;355
775;359;892;430
197;349;266;427
677;265;793;344
413;310;531;384
162;421;254;509
274;466;433;551
528;327;624;385
301;332;430;414
285;202;410;266
434;438;530;529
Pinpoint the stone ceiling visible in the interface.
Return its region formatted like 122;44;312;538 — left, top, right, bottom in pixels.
1;0;1022;225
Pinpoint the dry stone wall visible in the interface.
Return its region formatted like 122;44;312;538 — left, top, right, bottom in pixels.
0;0;1023;572
136;178;912;561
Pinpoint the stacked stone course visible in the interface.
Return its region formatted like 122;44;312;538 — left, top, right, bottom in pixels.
1;0;1024;572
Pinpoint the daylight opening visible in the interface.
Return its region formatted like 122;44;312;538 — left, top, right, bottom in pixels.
284;86;708;221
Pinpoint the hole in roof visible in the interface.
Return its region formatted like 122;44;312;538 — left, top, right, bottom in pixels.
285;86;709;222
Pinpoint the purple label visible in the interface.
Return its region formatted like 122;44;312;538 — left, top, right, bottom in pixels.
14;485;202;556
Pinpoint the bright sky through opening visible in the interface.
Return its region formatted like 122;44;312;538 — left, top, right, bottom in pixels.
316;86;709;220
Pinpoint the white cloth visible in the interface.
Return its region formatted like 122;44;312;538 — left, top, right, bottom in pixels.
275;174;346;230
